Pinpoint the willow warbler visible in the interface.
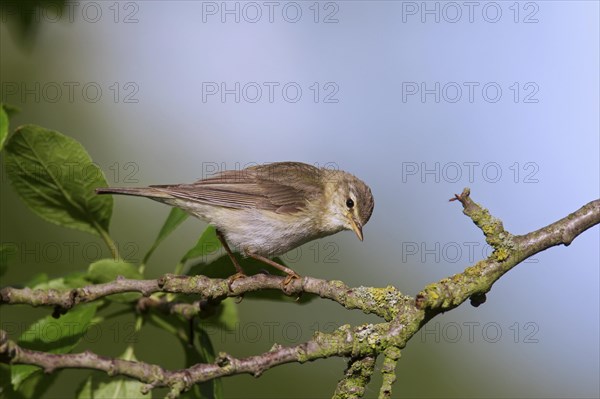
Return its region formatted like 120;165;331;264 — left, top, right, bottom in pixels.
96;162;374;283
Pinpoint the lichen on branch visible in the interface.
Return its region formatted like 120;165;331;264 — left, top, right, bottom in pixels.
1;189;598;398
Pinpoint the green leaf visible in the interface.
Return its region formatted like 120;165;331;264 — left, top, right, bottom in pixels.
6;369;58;399
87;259;142;303
30;271;89;290
77;375;146;399
1;103;21;118
24;273;49;288
210;298;238;331
1;103;20;152
0;364;19;399
3;125;113;237
198;297;239;332
145;306;222;398
23;270;89;291
11;303;100;390
179;327;221;399
143;207;189;264
198;327;222;399
87;259;142;283
0;104;8;151
181;225;222;264
77;347;145;399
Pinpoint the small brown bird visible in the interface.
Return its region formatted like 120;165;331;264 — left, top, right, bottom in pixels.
96;162;374;283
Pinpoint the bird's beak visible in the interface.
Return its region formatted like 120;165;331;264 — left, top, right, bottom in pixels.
349;217;364;241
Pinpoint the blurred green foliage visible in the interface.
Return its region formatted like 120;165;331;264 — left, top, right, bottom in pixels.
1;0;67;45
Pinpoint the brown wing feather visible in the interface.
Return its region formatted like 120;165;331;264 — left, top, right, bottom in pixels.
151;162;324;214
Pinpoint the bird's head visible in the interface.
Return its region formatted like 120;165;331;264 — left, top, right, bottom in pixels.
321;171;374;241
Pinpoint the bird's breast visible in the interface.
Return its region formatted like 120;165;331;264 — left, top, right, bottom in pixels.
217;209;326;257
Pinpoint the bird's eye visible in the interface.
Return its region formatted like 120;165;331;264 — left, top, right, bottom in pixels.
346;198;354;209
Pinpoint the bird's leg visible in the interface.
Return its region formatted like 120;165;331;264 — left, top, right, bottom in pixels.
216;230;246;286
245;252;301;286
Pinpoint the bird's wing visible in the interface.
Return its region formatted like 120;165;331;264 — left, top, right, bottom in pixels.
151;162;324;214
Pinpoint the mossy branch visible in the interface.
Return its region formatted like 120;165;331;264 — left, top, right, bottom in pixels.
378;346;401;399
333;355;376;399
1;189;598;398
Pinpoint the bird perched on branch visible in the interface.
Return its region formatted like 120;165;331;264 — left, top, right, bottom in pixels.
97;161;374;285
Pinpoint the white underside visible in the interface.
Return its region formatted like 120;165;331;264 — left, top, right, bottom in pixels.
165;199;342;257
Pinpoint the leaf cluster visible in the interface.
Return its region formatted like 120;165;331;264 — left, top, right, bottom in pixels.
0;105;249;398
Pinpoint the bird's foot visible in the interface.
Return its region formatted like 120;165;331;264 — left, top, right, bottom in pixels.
282;271;301;294
227;272;247;292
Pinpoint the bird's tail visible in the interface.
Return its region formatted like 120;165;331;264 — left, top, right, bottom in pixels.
95;187;172;199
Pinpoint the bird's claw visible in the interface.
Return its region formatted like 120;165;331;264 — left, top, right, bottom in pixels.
227;272;247;291
282;272;301;290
